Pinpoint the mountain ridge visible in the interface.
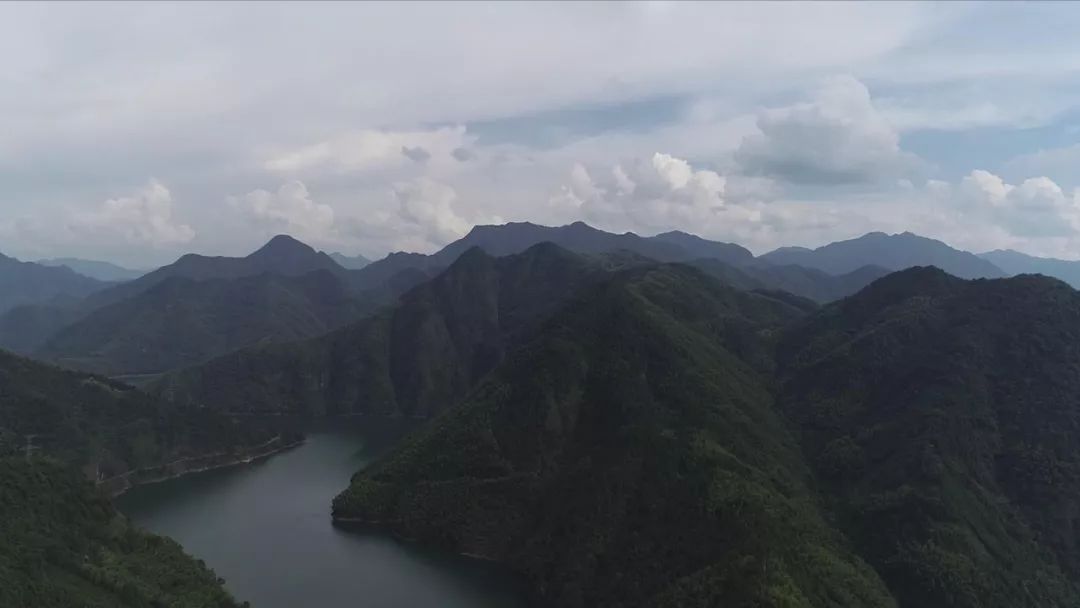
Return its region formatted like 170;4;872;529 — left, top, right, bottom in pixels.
760;231;1006;279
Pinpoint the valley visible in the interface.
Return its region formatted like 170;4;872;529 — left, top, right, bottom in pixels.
5;221;1080;607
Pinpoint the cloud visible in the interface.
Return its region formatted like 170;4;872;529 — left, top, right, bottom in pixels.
1005;144;1080;186
550;152;787;246
264;126;472;176
391;178;475;248
69;180;195;247
954;170;1080;238
735;76;918;184
451;147;476;162
401;146;431;163
228;181;336;243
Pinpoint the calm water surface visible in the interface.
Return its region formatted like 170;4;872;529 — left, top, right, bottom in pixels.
116;420;530;608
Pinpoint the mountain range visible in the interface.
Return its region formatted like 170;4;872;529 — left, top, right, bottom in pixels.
979;248;1080;287
329;260;1080;607
6;219;1080;606
759;231;1006;279
13;222;1080;380
0;252;109;314
36;257;148;281
0;236;431;375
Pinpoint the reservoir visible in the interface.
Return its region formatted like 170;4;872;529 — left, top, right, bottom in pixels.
116;421;531;608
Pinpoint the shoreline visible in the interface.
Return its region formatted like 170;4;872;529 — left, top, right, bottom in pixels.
331;517;504;564
100;436;305;497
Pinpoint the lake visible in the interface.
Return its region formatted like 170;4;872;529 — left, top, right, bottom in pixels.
116;420;531;608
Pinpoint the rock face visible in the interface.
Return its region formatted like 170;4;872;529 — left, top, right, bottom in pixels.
333;265;1080;608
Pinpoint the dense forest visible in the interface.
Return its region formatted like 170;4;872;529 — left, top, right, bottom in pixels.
332;263;1080;607
0;349;286;604
0;458;243;607
6;225;1080;607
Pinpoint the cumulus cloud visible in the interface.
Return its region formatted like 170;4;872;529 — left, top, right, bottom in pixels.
264;126;473;176
228;181;336;243
549;152;787;246
69;180;195;247
392;178;475;248
955;170;1080;237
736;75;918;184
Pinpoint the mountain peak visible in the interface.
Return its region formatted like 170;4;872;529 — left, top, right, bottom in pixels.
250;234;316;258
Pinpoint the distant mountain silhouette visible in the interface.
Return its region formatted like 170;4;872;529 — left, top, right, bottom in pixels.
0;236;422;364
979;249;1080;288
83;234;348;310
760;231;1006;279
691;258;891;303
36;257;147;282
0;252;108;314
39;269;376;375
352;221;753;292
329;252;372;269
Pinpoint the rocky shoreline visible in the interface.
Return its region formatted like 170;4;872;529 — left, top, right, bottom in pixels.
98;435;305;497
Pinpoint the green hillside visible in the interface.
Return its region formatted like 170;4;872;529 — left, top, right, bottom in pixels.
333;264;891;607
777;267;1080;607
39;270;374;376
332;265;1080;607
154;244;637;417
0;458;243;608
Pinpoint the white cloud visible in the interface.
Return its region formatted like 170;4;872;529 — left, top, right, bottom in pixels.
736;75;918;184
550;152;790;248
228;181;336;244
1005;144;1080;187
69;180;194;247
264;126;474;176
392;178;484;249
955;170;1080;238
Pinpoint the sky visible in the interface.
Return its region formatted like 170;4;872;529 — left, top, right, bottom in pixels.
4;2;1080;267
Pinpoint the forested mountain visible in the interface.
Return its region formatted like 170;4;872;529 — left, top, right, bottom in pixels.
0;459;244;608
85;234;348;310
980;248;1080;287
0;347;284;605
776;267;1080;607
0;236;427;372
332;263;892;607
154;243;643;417
0;348;281;482
37;257;148;281
351;221;754;290
331;265;1080;607
38;270;375;375
690;258;890;303
0;252;108;314
760;231;1006;279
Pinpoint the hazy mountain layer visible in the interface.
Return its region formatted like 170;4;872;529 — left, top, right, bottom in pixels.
761;232;1005;279
37;257;147;281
